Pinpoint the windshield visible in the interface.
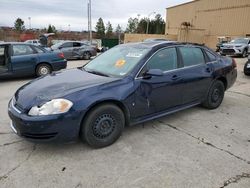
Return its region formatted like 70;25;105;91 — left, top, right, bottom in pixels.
84;45;150;77
230;38;248;44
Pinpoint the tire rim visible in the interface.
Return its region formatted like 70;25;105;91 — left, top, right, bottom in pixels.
93;114;116;139
211;88;221;103
40;66;49;75
84;52;90;59
243;50;247;57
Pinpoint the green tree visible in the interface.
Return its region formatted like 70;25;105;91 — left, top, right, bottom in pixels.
95;18;105;39
153;14;165;34
14;18;25;31
137;18;148;34
47;24;57;33
125;17;139;33
115;24;122;34
106;21;113;38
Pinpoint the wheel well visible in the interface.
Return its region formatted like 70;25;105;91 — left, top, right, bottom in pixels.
82;100;130;127
217;77;227;89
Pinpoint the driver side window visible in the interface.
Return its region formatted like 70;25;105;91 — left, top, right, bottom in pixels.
146;47;178;72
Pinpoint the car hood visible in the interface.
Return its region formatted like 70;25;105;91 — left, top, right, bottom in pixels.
15;68;120;110
223;43;245;47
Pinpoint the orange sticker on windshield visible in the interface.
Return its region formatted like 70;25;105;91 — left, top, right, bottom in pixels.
115;59;126;67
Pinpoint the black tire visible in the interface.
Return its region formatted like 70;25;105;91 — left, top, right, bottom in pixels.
36;64;52;77
82;51;91;60
242;49;248;58
81;104;125;148
202;80;225;109
244;62;250;76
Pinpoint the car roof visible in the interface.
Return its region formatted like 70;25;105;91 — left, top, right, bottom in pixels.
121;41;206;48
0;42;35;45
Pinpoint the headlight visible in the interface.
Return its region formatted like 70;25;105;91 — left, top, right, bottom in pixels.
235;45;242;48
28;99;73;116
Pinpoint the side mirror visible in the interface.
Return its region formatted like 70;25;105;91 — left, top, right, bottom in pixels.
58;46;63;50
143;69;164;79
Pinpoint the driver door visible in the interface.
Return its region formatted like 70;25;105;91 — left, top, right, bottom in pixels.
133;47;183;117
0;45;9;74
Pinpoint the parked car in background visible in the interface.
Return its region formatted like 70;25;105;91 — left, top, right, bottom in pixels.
50;41;97;60
144;38;170;42
220;38;250;57
215;36;231;52
244;55;250;75
0;42;67;78
24;39;41;46
8;41;237;148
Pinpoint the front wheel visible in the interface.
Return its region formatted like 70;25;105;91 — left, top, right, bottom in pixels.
202;80;225;109
81;104;125;148
242;49;248;58
244;62;250;76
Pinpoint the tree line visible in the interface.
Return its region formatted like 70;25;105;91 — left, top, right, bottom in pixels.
13;13;165;38
95;13;165;39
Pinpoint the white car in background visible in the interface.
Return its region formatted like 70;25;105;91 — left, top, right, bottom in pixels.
24;39;41;46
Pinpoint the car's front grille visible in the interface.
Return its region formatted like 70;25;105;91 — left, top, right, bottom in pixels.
222;49;235;54
22;132;58;139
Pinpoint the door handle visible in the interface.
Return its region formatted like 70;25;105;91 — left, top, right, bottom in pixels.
171;75;180;81
206;67;212;73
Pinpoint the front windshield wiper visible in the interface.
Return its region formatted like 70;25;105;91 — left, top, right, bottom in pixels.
83;68;110;77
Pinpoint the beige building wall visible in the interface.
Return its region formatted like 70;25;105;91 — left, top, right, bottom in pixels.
166;0;250;48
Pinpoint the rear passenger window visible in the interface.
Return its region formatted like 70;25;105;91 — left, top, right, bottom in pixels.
12;45;34;56
146;48;178;72
73;42;81;47
206;50;217;61
179;47;205;67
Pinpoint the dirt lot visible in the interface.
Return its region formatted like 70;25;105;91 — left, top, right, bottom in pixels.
0;58;250;188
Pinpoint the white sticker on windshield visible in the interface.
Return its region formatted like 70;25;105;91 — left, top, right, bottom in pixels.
126;53;143;58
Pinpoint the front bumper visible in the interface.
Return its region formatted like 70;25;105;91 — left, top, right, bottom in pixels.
220;48;244;55
8;100;84;143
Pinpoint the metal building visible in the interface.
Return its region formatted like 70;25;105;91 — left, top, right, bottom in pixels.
165;0;250;49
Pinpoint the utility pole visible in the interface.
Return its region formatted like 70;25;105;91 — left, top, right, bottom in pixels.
87;0;92;44
28;17;31;29
87;2;90;41
146;12;156;34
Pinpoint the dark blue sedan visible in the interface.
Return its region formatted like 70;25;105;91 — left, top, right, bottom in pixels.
0;42;67;78
8;41;237;148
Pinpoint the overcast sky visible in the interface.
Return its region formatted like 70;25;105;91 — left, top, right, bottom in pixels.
0;0;192;31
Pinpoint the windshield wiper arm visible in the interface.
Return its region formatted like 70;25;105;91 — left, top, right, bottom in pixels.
85;69;110;77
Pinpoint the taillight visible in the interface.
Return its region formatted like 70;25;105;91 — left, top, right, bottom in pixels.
58;52;65;59
232;58;237;68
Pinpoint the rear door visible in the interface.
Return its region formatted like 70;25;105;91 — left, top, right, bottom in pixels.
177;46;213;104
11;44;39;76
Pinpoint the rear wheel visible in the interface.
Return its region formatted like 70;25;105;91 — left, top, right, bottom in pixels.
36;64;52;77
81;104;125;148
82;51;91;60
202;80;225;109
